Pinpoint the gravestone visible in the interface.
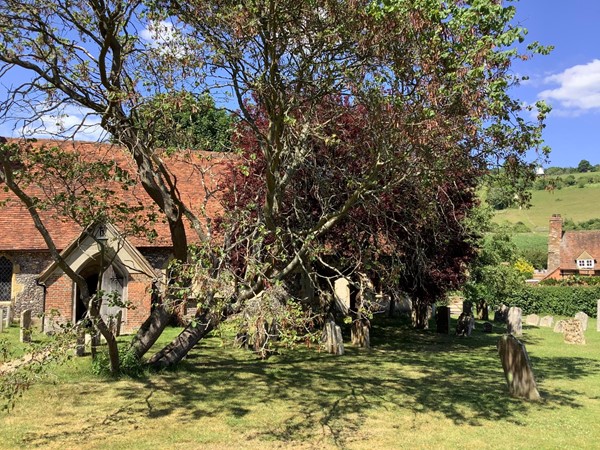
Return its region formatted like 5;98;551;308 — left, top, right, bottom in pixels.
563;319;586;345
0;308;3;333
109;310;123;337
20;309;32;343
483;322;493;333
494;304;508;323
574;312;589;331
507;307;522;336
598;301;600;332
3;305;11;328
456;312;472;337
553;320;565;333
333;278;350;315
75;328;86;357
462;301;473;315
467;316;475;336
497;334;541;401
525;314;540;326
322;321;344;355
539;316;554;328
436;306;450;334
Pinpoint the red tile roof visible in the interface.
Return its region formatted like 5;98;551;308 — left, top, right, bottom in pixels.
560;230;600;270
0;139;231;251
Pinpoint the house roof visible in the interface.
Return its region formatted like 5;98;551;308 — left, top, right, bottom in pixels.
560;230;600;270
0;139;232;251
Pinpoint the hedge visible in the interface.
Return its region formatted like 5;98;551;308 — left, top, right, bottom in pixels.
509;286;600;318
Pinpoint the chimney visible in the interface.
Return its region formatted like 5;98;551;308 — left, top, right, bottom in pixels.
548;214;563;272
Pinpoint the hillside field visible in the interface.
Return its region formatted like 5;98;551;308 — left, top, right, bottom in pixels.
493;182;600;232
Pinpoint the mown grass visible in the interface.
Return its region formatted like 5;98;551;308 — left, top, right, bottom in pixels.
1;318;600;449
493;184;600;231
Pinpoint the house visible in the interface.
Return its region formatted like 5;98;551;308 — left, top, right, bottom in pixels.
0;139;229;333
544;214;600;280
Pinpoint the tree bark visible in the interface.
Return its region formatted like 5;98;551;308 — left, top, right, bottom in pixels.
129;305;173;359
147;311;219;370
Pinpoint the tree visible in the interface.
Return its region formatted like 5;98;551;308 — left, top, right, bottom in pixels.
577;159;593;173
0;0;550;367
136;92;234;152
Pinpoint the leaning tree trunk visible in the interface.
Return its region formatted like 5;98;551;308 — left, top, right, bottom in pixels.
147;310;219;370
88;295;120;374
129;305;174;359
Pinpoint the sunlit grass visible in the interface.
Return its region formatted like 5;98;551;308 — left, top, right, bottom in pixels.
1;318;600;449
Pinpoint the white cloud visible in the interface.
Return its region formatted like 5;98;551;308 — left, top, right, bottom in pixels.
538;59;600;114
140;20;187;58
22;105;106;141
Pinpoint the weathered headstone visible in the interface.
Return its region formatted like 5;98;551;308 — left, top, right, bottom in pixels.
553;320;565;333
75;328;86;357
574;311;589;331
108;310;123;337
333;278;350;315
0;308;3;333
462;301;473;315
456;312;472;337
539;316;554;328
563;319;586;345
494;304;508;323
436;306;450;334
497;334;541;401
351;318;370;348
525;314;540;326
598;300;600;332
507;307;522;336
467;316;475;336
20;309;32;343
322;321;344;355
3;305;11;328
483;322;493;333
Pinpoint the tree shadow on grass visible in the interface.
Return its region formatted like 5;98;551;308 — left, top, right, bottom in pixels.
31;318;597;448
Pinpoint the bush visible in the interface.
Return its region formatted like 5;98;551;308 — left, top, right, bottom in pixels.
509;285;600;317
91;346;146;378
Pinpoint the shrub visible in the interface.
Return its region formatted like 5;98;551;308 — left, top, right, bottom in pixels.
91;346;146;378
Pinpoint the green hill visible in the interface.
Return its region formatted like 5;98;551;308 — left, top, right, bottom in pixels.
493;182;600;232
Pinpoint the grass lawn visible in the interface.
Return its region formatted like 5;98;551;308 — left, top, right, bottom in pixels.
1;318;600;449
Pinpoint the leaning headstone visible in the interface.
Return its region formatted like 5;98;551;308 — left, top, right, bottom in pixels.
20;309;32;343
483;322;493;333
553;320;565;333
574;312;589;331
497;334;541;401
436;306;450;334
525;314;540;326
462;301;473;315
494;304;508;323
333;278;350;315
322;320;344;355
507;307;522;336
539;316;554;328
563;319;586;345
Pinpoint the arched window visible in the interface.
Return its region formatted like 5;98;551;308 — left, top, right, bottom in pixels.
0;256;13;301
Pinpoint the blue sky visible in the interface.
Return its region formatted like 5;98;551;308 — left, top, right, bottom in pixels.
512;0;600;167
0;1;596;168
